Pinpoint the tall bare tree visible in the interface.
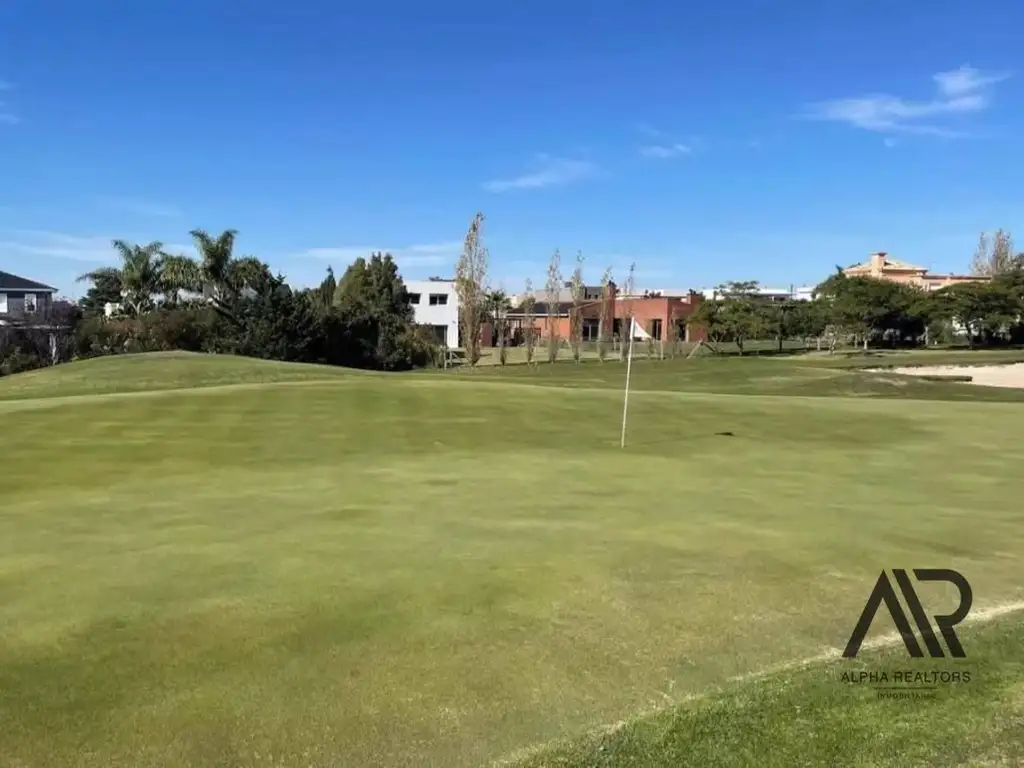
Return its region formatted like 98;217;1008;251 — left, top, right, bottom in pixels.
667;303;682;357
522;278;538;365
455;212;489;365
568;250;585;362
970;229;1016;276
618;262;636;361
597;266;613;362
545;249;562;363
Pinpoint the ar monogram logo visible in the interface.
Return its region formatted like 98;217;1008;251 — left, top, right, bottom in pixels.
843;569;973;659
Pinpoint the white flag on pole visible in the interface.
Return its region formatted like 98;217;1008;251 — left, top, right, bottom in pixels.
629;318;651;340
620;319;641;448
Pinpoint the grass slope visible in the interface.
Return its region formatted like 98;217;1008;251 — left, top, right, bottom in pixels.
1;353;1022;766
0;351;359;401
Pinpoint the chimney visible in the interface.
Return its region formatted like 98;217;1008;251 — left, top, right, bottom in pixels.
870;252;887;272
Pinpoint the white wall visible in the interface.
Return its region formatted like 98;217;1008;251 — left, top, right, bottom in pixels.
406;279;460;347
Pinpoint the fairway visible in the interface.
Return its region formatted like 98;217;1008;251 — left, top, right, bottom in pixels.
1;353;1023;766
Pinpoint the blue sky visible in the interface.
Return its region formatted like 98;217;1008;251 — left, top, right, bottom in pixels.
2;0;1023;298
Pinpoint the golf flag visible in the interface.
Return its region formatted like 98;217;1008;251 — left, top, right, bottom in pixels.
620;318;642;448
629;318;651;341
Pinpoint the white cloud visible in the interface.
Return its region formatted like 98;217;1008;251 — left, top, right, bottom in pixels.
97;197;181;218
482;157;597;193
639;143;692;158
803;65;1010;137
290;240;463;268
0;230;200;264
0;231;115;262
0;80;18;124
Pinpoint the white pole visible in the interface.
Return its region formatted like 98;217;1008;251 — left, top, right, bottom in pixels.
620;319;636;449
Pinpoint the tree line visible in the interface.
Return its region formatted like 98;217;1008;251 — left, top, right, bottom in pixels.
1;228;440;377
693;246;1024;355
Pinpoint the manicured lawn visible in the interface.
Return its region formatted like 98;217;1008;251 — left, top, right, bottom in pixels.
1;353;1022;766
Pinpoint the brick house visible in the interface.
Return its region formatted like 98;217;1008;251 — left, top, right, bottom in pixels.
497;282;707;347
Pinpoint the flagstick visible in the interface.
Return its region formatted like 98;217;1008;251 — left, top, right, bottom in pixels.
620;321;636;449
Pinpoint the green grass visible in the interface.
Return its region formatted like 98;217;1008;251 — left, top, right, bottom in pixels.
1;352;1023;766
518;618;1024;767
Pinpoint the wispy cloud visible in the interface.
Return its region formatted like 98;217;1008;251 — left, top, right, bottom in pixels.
291;240;463;268
803;65;1010;138
0;79;17;125
97;197;181;218
639;143;692;159
0;230;200;265
0;231;115;263
482;156;597;193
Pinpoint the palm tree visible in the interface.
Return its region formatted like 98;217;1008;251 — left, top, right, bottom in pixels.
77;239;166;316
485;289;512;361
156;228;273;321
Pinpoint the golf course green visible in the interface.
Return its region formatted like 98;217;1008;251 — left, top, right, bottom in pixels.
1;351;1022;766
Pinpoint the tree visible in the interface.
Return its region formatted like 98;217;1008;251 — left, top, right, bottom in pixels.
568;251;585;362
454;212;488;365
970;229;1017;277
332;252;417;369
77;239;166;316
79;270;123;316
715;280;763;355
313;266;337;316
932;281;1018;348
521;279;539;365
667;302;682;357
597;267;613;362
545;249;562;363
485;289;512;365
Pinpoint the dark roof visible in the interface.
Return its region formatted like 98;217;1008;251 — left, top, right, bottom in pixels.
0;271;58;292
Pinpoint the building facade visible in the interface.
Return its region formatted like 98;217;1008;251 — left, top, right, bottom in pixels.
842;252;989;291
501;283;707;346
0;271;58;325
405;277;460;348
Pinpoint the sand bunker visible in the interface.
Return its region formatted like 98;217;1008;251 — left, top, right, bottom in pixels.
868;362;1024;389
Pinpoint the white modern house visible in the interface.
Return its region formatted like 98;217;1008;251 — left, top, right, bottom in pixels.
406;277;460;348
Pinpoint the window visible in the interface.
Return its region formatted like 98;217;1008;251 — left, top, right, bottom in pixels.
23;293;37;312
0;293;7;314
407;292;421;305
582;318;600;342
650;318;663;340
429;293;448;306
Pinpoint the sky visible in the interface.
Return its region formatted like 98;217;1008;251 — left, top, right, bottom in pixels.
2;0;1023;298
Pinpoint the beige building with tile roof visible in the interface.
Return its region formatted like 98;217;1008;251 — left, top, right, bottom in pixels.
843;252;990;291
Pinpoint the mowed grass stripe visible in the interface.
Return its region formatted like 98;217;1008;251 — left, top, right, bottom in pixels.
1;356;1022;765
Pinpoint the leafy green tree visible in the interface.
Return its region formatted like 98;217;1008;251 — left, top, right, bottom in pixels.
79;270;123;316
932;281;1019;348
332;252;422;370
715;281;763;354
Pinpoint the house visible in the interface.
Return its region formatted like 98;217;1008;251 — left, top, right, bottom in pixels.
405;277;460;348
0;271;59;325
842;252;989;292
502;282;708;346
